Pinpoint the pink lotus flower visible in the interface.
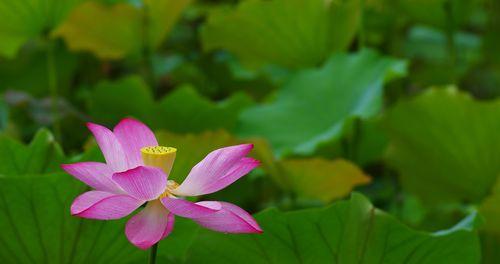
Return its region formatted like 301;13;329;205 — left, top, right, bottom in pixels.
62;118;262;249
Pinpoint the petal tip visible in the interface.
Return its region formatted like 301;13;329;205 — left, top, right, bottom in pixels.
241;157;261;171
115;117;150;131
115;117;139;127
248;157;261;166
253;225;263;234
121;116;140;123
243;143;254;151
70;210;85;218
253;229;263;234
121;116;137;121
233;143;254;153
86;122;109;132
244;220;263;234
70;200;83;216
85;122;97;129
86;122;105;135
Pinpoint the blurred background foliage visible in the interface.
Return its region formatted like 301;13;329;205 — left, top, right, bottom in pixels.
0;0;499;263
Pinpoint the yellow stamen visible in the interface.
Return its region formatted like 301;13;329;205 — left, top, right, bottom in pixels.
167;180;179;190
159;191;169;199
141;146;177;177
159;180;179;199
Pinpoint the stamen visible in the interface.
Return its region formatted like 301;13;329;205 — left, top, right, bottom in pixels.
158;180;180;199
167;180;179;190
141;146;177;176
159;190;170;199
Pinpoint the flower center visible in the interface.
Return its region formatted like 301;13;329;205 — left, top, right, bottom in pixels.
141;146;177;155
159;180;180;199
141;146;177;176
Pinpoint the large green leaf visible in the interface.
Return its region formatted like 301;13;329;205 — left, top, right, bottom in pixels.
154;218;200;263
155;86;253;133
237;50;406;156
53;0;191;59
0;129;64;176
201;0;361;68
186;193;480;263
0;0;83;58
0;45;77;96
86;75;155;125
87;75;253;133
384;87;500;204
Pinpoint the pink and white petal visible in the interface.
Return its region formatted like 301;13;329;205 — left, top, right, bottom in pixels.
192;201;262;233
173;144;258;196
125;200;174;250
87;122;128;172
160;197;220;218
61;162;122;193
71;191;142;220
112;166;167;201
113;118;158;169
196;157;260;195
160;213;175;240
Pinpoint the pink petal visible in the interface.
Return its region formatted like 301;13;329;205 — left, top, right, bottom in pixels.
71;191;142;220
173;144;259;196
113;118;158;169
160;213;175;240
112;166;167;201
61;162;122;193
191;201;262;233
160;197;220;218
87;122;128;172
125;200;174;250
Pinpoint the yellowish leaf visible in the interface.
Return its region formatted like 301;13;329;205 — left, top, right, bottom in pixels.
53;0;191;59
281;158;371;202
146;0;192;49
53;2;140;59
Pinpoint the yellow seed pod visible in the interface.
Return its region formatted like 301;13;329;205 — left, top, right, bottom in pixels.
141;146;177;177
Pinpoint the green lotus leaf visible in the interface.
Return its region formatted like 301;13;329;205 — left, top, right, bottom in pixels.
186;193;480;264
237;50;406;156
201;0;361;68
384;87;500;204
0;0;83;58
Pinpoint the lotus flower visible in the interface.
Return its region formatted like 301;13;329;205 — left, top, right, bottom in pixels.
62;118;262;249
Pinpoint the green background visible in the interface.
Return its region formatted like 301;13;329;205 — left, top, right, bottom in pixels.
0;0;499;263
